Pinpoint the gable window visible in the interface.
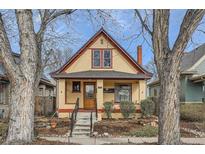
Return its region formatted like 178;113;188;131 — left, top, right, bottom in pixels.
72;81;81;92
93;50;101;67
103;50;111;67
92;49;112;68
115;84;131;103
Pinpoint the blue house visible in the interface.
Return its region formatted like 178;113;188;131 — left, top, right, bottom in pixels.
148;44;205;103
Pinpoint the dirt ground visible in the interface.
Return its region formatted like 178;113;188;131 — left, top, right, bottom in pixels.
31;138;76;145
34;116;70;136
94;119;144;137
180;121;205;132
94;118;203;138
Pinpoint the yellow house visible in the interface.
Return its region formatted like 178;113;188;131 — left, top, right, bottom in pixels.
51;28;152;120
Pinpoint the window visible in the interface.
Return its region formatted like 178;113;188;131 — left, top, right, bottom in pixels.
103;50;111;67
0;84;7;104
115;84;131;102
92;49;112;68
72;81;81;92
39;88;43;96
93;50;101;67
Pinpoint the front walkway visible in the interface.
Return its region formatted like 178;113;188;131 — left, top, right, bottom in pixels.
40;136;205;145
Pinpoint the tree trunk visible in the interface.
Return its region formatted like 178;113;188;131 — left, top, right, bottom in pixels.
6;78;36;144
157;54;181;144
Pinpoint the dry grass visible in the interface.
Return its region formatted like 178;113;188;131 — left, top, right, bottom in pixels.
180;103;205;122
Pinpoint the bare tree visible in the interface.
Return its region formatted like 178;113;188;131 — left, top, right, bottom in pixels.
135;9;205;144
0;9;75;144
144;58;158;79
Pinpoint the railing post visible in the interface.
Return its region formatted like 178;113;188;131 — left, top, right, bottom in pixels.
90;112;93;136
69;97;80;137
95;100;98;120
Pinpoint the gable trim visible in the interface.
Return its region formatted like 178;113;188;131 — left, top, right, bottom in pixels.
52;28;152;77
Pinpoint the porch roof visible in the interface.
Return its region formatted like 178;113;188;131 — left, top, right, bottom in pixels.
52;70;150;80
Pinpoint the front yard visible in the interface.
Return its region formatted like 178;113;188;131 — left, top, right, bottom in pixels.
93;118;204;138
0;103;204;144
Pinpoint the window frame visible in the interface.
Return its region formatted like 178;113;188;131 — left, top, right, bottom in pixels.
92;50;101;68
92;49;112;69
103;50;112;68
72;81;81;93
114;83;132;103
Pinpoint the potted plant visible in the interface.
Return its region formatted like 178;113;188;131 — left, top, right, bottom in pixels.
50;119;57;128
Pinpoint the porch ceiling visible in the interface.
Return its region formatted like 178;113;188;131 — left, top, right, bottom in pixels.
52;70;150;80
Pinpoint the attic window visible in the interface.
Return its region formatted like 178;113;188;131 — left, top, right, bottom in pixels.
92;49;112;68
100;39;104;44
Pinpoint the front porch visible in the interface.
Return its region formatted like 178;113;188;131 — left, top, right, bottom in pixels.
57;79;146;120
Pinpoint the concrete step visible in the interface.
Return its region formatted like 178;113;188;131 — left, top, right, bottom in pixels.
72;131;90;136
74;129;90;132
74;125;90;129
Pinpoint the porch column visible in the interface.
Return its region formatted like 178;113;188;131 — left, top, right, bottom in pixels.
139;80;146;101
57;79;65;117
96;80;103;121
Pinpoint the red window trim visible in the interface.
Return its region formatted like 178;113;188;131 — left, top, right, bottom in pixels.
92;49;112;69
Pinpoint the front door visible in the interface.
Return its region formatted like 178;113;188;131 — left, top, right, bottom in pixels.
84;82;96;109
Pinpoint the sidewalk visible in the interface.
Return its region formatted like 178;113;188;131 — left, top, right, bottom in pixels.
40;136;205;145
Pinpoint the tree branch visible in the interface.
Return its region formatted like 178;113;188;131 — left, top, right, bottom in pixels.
135;9;153;36
172;9;205;53
0;13;20;80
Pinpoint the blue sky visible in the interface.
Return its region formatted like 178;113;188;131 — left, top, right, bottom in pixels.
9;9;205;65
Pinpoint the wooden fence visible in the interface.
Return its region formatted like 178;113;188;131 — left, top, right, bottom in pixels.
35;96;56;116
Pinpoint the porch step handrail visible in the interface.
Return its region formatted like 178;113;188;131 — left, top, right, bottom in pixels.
69;97;80;137
90;111;93;136
95;99;98;120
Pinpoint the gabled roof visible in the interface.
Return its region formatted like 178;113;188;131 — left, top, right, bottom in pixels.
181;43;205;71
51;28;152;78
148;43;205;86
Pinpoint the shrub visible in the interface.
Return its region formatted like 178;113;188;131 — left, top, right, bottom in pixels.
149;97;159;116
120;101;136;119
103;102;114;119
0;123;8;144
125;125;158;137
140;98;155;117
180;103;205;122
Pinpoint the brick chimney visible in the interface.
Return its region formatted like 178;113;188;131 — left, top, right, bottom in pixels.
137;45;142;65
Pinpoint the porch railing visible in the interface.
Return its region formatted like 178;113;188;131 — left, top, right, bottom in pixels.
90;111;93;136
69;97;79;137
95;99;98;120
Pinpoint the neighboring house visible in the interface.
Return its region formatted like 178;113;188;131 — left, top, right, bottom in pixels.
0;53;56;118
51;28;152;120
148;43;205;103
